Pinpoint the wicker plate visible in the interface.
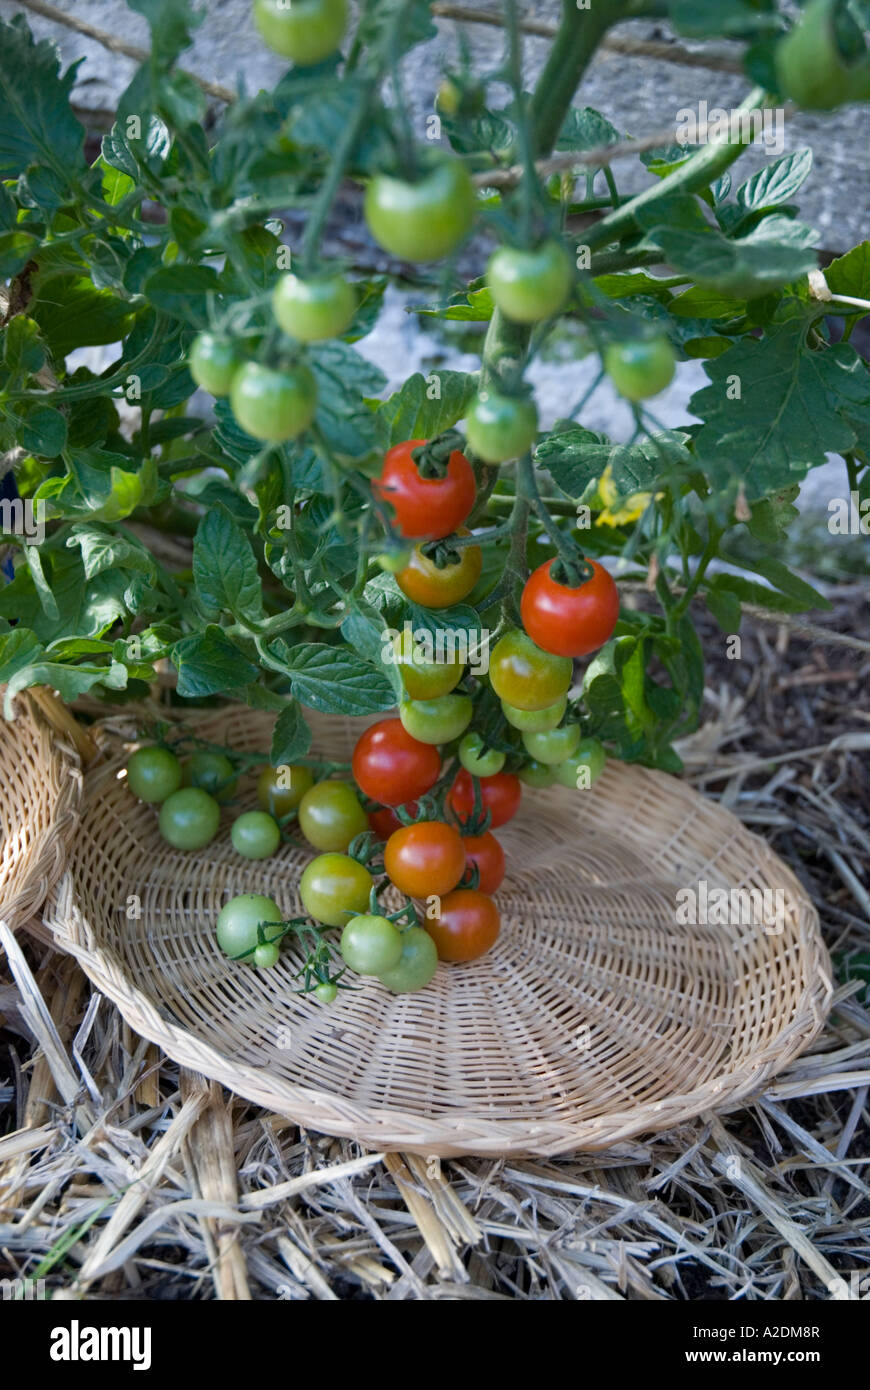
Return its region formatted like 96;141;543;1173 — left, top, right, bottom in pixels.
45;707;831;1157
0;690;82;930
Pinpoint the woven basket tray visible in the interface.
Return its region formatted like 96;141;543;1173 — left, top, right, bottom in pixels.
0;689;82;930
44;706;831;1157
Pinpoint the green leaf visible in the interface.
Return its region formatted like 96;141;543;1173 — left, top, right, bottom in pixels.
825;240;870;309
29;274;134;357
2;315;46;376
704;585;742;632
0;16;85;180
193;507;264;624
172;625;258;698
416;286;494;321
668;0;780;39
537;428;691;499
593;271;676;301
718;546;832;611
308;340;387;461
557;106;620;152
639;211;818;299
144;264;222;328
127;0;201;69
267;640;396;716
0;550;129;643
0;230;38;278
271;701;312;765
356;0;437;56
736;148;813;212
379;370;478;447
16;404;67;457
691;321;870;498
670;285;748;318
66;524;158;583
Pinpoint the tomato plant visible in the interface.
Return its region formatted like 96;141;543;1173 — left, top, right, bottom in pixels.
0;0;864;819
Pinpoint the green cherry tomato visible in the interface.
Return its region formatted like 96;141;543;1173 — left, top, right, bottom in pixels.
231;810;281;859
257;763;314;817
459;732;505;777
776;0;870;110
486;240;573;324
158;788;221;850
216;893;284;965
340;914;404;975
501;695;567;732
604;338;676;402
377;926;438;993
189;332;243;397
299;853;373;928
126;746;182;803
182;750;237;801
399;694;472;745
253;0;348;65
254;942;281;969
489;629;572;711
522;723;581;766
273;272;356;342
392;628;463;700
230;361;317;442
315;981;338;1003
554;737;607;789
465;389;538;464
298;780;368;851
364;158;476;263
518;759;558;788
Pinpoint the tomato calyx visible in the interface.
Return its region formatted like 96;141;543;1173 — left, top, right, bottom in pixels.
449;773;493;836
420;531;473;569
549;551;596;589
409;428;465;479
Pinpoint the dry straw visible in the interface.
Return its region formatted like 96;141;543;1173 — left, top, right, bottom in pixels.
36;704;832;1158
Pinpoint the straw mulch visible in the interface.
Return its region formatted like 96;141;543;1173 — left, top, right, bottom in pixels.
1;586;868;1302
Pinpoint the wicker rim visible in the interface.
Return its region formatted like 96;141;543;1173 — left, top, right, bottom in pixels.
44;707;833;1157
0;688;83;931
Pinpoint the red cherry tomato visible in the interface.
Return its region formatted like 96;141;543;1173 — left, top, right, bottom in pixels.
462;831;506;894
425;889;501;963
352;719;441;807
521;558;619;659
448;769;521;829
367;802;418;839
374;440;476;541
384;821;467;898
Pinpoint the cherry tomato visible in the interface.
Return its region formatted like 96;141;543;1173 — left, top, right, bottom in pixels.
126;746;181;803
395;530;482;608
458;732;505;777
216;893;284;965
253;0;347;65
392;628;463;700
315;981;338;1003
554;737;607;789
254;942;281;969
182;750;237;801
521;558;619;659
489;628;572;711
776;0;870;110
465;389;538;464
486;240;573;324
298;780;368;851
448;769;521;829
425;888;500;963
340;914;404;975
189;333;242;397
399;693;472;745
272;272;356;342
463;831;505;894
501;694;567;732
518;759;558;788
367;802;418;839
352;719;441;806
364;158;476;262
522;724;581;766
384;821;466;898
230;361;317;442
158;788;221;850
377;926;438;993
257;763;314;817
299;853;373;928
604;337;676;402
231;810;281;859
374;439;476;541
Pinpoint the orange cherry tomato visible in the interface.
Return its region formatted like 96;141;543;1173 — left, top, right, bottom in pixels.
395;528;482;608
384;821;467;898
425;888;501;962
